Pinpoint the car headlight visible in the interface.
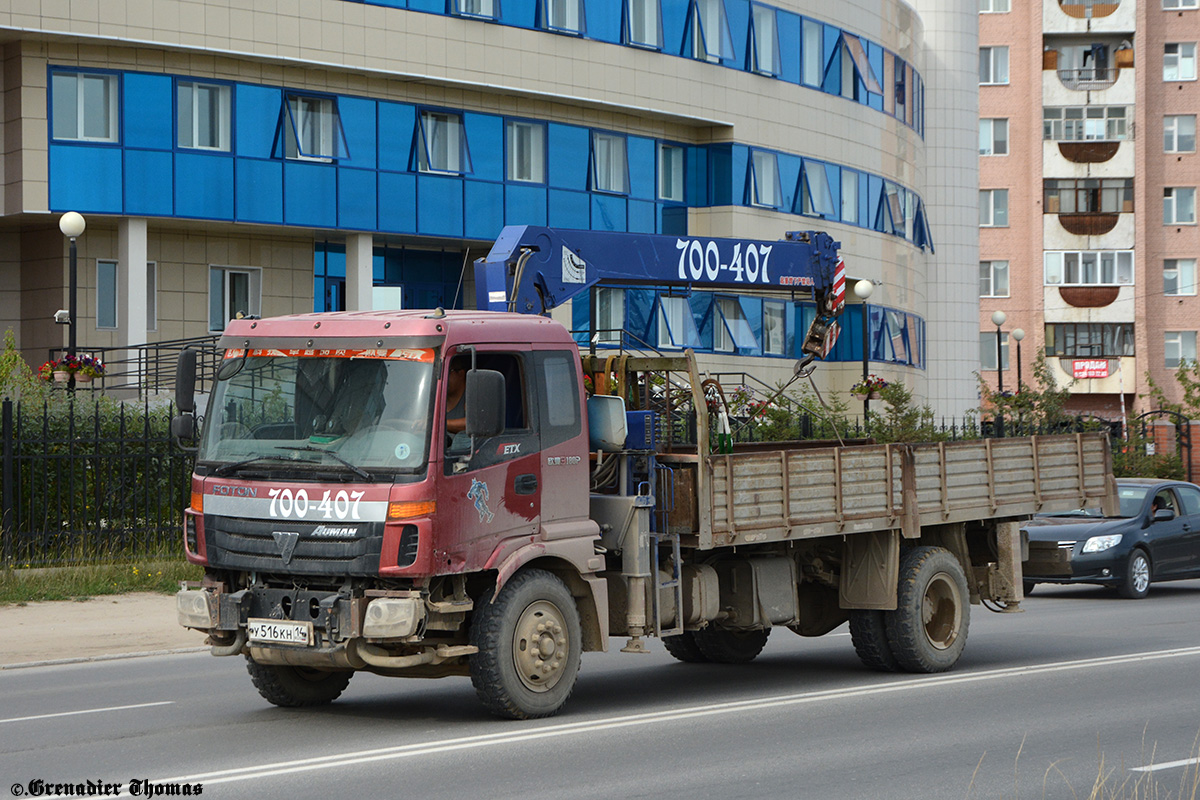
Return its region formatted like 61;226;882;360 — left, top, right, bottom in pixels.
1082;534;1122;553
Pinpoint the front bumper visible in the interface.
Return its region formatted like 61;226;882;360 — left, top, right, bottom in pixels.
1023;540;1123;584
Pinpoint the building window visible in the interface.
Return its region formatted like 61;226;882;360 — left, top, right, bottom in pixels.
750;150;780;208
841;169;858;224
1043;106;1128;141
690;0;730;62
209;267;262;333
418;111;470;174
763;301;786;355
452;0;496;19
1165;259;1198;296
980;0;1010;11
1165;0;1199;7
658;143;684;202
284;94;343;160
750;4;779;76
1043;179;1133;214
1164;43;1198;81
980;261;1010;298
1044;251;1134;286
625;0;660;48
980;331;1009;371
543;0;584;34
177;82;231;151
506;120;545;183
714;297;754;352
1165;115;1197;153
980;189;1009;227
51;72;118;142
591;132;628;194
1164;187;1197;224
596;287;624;343
802;19;823;88
1046;324;1134;358
800;160;835;217
980;46;1009;85
979;118;1008;155
1166;331;1197;368
96;260;118;330
657;296;697;348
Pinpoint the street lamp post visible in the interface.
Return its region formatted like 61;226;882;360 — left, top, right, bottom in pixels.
1011;327;1025;392
58;212;86;391
854;280;874;423
991;310;1006;437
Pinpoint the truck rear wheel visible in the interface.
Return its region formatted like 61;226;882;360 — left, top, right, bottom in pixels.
885;546;970;673
469;568;582;720
244;657;353;707
692;626;770;664
849;610;899;672
662;631;710;663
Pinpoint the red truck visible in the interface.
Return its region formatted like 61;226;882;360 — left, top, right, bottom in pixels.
173;227;1115;718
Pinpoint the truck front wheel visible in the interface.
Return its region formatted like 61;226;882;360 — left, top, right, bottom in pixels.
884;546;970;673
469;568;582;720
245;657;353;707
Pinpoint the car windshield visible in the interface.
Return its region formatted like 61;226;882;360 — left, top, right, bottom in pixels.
1039;484;1148;519
197;348;435;475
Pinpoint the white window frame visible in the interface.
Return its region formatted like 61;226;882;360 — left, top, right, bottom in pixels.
1164;259;1198;296
691;0;729;63
1165;115;1197;153
177;81;231;151
96;259;119;331
980;46;1010;85
714;297;755;352
596;287;624;343
208;266;262;333
1165;331;1197;369
979;118;1009;155
591;132;628;194
763;300;786;355
980;0;1010;11
658;143;684;202
1164;187;1197;225
980;261;1010;298
625;0;660;48
1164;43;1198;81
454;0;496;19
285;94;340;161
506;119;545;183
51;72;119;143
544;0;584;34
802;19;823;88
841;169;858;224
750;4;779;76
1043;251;1134;286
750;150;780;209
801;160;835;217
980;331;1010;371
980;189;1009;227
418;110;469;175
1164;0;1199;7
657;295;694;349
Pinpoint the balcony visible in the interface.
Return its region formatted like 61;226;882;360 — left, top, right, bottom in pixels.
1058;2;1119;18
1049;356;1136;394
1044;0;1136;34
1044;62;1134;106
1056;67;1118;90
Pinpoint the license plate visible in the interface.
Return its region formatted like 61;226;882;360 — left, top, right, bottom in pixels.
247;619;313;646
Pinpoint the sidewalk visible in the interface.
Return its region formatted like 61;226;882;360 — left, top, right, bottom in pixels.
0;593;206;668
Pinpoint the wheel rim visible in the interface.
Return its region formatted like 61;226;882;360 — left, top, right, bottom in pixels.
512;599;571;693
1131;555;1150;593
922;572;962;651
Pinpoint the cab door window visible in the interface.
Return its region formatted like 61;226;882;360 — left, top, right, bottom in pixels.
444;352;537;473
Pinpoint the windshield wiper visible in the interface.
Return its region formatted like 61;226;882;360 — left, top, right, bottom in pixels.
212;454;317;476
276;445;374;482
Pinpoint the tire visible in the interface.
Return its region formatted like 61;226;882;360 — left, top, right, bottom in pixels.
1117;549;1151;599
691;626;770;664
1022;580;1037;597
469;568;582;720
849;610;900;672
244;656;353;707
662;631;710;663
884;546;970;674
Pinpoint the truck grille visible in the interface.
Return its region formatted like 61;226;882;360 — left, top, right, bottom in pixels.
204;515;384;576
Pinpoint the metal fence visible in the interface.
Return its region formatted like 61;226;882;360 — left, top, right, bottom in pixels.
48;335;223;398
1;398;194;567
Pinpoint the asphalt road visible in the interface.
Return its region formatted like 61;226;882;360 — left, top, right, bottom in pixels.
3;581;1200;800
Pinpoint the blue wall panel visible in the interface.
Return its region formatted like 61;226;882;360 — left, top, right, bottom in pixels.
407;0;441;12
686;146;707;207
123;74;173;150
175;153;234;219
500;0;537;27
777;10;801;84
547;123;589;191
285;162;337;227
661;0;690;55
708;145;733;206
464;113;503;182
547;189;589;229
338;167;378;230
378;172;418;233
378;101;416;172
504;184;547;226
235;159;284;223
236;84;283;159
591;194;627;231
338;96;377;169
628;199;656;233
368;0;408;7
124;150;173;215
627;136;655;200
777;153;800;213
588;1;621;43
49;146;122;213
725;0;749;66
464;180;505;240
417;174;464;236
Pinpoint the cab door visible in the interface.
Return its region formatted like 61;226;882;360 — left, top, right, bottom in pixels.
1147;488;1192;578
1174;484;1200;576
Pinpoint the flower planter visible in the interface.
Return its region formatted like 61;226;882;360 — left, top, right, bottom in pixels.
75;373;92;383
868;391;881;401
53;370;70;383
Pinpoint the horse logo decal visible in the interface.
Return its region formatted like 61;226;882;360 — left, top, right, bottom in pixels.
467;478;495;523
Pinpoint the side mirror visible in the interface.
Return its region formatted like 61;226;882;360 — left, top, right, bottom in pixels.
1153;507;1175;522
465;369;505;439
176;348;197;414
171;414;197;440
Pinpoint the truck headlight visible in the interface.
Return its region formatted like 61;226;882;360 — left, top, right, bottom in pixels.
176;589;216;629
1082;534;1122;553
362;597;422;639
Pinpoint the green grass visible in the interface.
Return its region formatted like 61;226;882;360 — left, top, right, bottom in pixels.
0;558;203;605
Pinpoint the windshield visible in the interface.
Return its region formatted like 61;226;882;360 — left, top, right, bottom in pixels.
1040;484;1148;519
198;348;435;475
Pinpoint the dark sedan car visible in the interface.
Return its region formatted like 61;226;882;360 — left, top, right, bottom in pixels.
1022;478;1200;599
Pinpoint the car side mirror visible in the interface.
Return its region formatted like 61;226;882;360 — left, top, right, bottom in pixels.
1153;508;1175;522
465;369;505;439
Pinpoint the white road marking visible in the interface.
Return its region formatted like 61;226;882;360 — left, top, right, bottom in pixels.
132;646;1200;791
1131;757;1200;773
0;700;173;725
